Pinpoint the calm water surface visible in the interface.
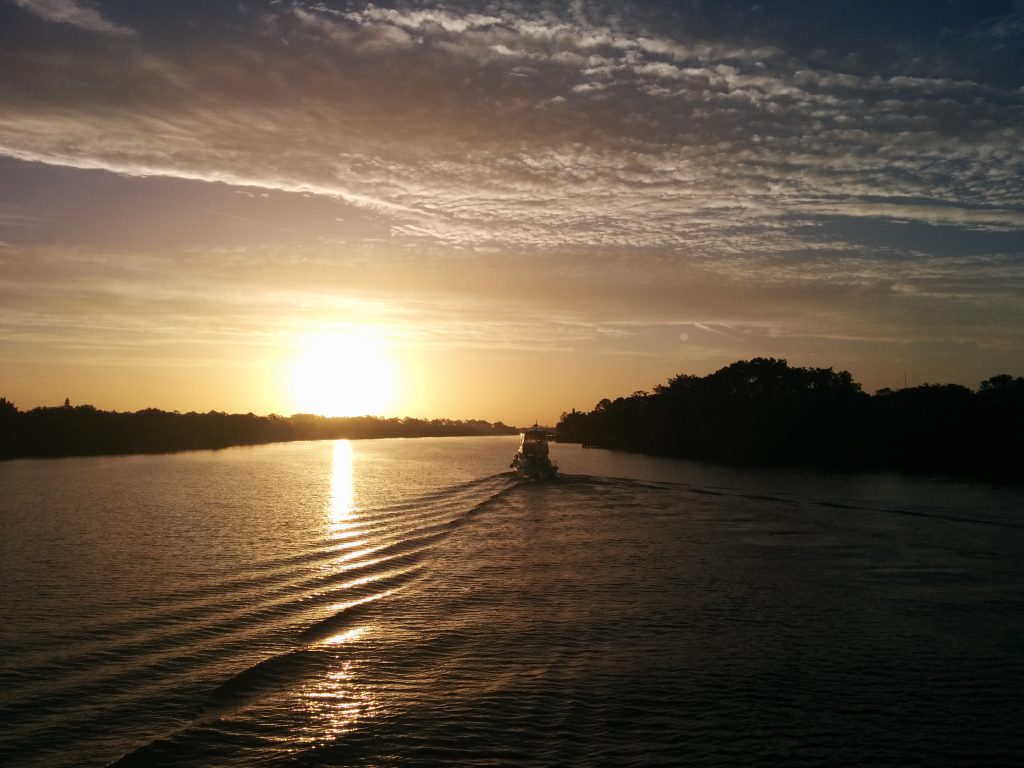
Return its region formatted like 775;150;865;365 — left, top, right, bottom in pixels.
1;437;1022;766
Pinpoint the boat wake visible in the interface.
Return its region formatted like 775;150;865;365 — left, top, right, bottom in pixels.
107;472;521;767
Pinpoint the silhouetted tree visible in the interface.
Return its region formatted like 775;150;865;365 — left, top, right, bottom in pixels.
980;374;1024;393
0;405;518;461
556;358;1021;482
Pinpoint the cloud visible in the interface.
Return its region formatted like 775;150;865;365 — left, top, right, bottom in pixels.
1;2;1020;413
0;203;40;228
12;0;132;34
693;323;744;342
0;1;1020;255
805;201;1024;231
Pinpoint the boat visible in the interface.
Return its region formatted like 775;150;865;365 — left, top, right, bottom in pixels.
510;425;558;480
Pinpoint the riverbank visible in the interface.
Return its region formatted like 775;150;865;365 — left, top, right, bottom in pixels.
0;401;517;460
556;359;1024;484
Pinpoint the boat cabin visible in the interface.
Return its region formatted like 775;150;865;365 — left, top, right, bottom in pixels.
519;428;550;458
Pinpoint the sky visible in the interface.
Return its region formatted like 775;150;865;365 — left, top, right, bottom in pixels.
1;0;1022;425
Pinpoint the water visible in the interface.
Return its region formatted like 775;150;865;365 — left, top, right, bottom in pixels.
1;437;1023;767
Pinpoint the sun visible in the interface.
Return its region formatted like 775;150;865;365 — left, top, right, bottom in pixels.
288;327;400;417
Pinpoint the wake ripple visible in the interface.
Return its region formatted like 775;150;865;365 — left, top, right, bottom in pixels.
99;472;517;767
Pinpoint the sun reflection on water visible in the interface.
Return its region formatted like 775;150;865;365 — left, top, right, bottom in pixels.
322;627;365;646
328;440;359;539
300;440;385;745
299;643;383;744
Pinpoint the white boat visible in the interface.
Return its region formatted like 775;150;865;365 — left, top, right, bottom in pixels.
510;425;558;480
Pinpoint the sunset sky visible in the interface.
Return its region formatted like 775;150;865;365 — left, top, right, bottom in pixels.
1;0;1022;425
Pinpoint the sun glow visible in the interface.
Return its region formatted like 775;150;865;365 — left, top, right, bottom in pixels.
289;327;400;417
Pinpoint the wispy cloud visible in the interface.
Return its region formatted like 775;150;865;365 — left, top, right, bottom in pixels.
1;3;1022;352
11;0;131;34
0;1;1020;254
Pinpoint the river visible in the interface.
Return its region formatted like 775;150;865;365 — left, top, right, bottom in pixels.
1;437;1022;766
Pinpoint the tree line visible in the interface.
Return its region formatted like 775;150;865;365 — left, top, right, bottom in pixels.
0;398;517;460
555;358;1024;483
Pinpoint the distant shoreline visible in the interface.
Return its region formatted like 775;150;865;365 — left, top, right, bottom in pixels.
0;402;518;461
555;358;1024;485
